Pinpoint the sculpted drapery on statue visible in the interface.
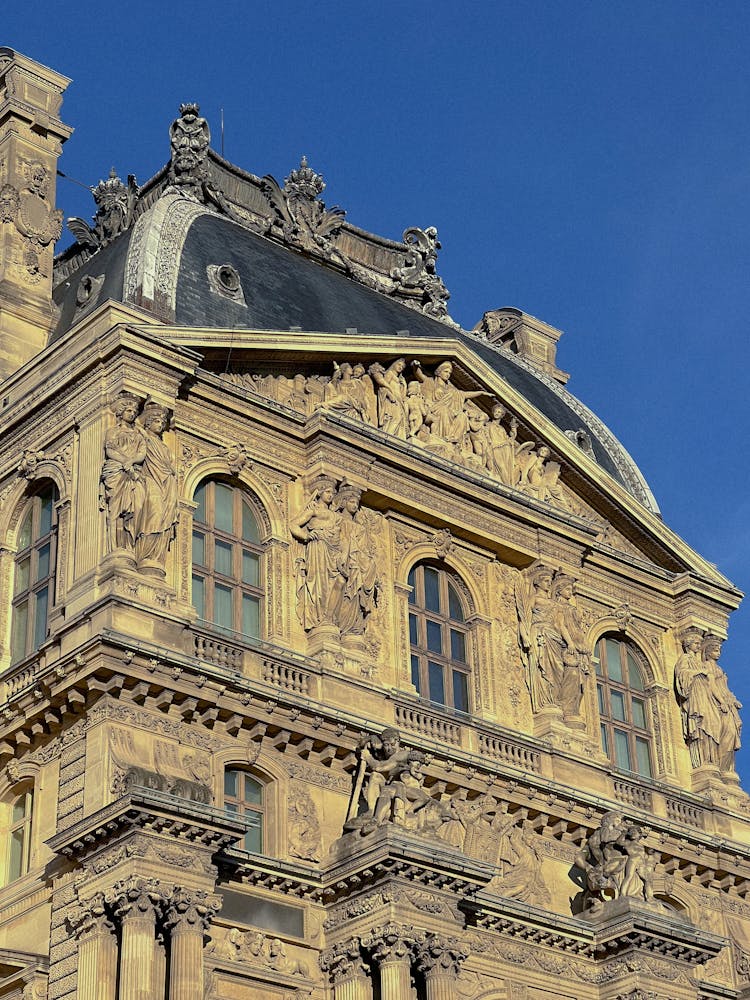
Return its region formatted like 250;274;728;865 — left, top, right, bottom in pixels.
675;628;742;773
515;563;591;720
291;478;381;636
101;397;178;577
226;357;571;509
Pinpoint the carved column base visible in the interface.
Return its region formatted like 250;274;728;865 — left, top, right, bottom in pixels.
306;624;342;655
137;558;168;579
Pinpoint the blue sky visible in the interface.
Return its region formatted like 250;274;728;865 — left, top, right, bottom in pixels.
9;2;750;781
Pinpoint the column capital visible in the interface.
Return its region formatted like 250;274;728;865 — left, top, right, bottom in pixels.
414;934;469;979
363;922;422;964
106;876;167;923
67;891;115;939
320;937;369;984
164;887;222;935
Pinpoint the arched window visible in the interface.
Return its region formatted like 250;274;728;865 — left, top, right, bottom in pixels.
7;784;33;883
223;769;264;853
11;484;57;663
595;634;654;777
191;480;264;639
407;563;471;712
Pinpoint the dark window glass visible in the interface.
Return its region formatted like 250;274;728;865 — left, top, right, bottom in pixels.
224;770;264;853
595;635;654;778
7;786;33;883
191;481;264;640
11;485;57;662
407;563;471;712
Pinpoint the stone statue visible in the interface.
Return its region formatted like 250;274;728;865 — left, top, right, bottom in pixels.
345;728;435;836
518;445;567;506
332;483;380;636
551;573;591;719
516;565;589;720
677;632;742;773
290;476;343;632
134;403;179;577
101;393;146;562
484;402;518;484
167;103;234;216
412;360;488;459
368;358;409;439
323;362;371;423
68;168;139;250
488;819;551;907
574;811;656;909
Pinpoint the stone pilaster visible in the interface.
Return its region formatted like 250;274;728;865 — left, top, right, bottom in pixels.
68;893;117;1000
108;877;164;1000
164;888;221;1000
364;923;419;1000
321;937;373;1000
414;934;469;1000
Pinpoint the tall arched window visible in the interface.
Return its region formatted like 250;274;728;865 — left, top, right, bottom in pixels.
408;563;471;712
223;769;264;853
7;784;33;883
11;484;57;663
595;634;654;777
191;480;264;639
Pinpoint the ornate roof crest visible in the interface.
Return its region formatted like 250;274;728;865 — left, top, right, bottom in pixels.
67;168;139;250
165;103;236;219
261;155;346;262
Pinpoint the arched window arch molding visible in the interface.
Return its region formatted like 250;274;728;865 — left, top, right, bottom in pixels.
0;760;43;802
1;477;65;670
396;544;486;618
0;772;39;887
650;876;698;923
0;466;68;545
182;459;282;542
212;747;286;857
587;619;663;690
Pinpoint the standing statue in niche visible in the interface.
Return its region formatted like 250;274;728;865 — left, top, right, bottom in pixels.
290;476;343;632
101;393;146;562
551;573;591;719
516;564;590;719
333;483;380;636
135;403;179;577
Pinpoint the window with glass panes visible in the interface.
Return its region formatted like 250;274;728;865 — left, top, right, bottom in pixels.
191;481;263;638
223;769;264;852
7;785;33;883
595;635;654;777
407;563;470;712
11;486;57;663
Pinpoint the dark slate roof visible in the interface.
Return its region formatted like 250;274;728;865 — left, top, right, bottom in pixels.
50;204;656;510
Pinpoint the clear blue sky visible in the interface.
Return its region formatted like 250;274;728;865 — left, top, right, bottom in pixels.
9;2;750;782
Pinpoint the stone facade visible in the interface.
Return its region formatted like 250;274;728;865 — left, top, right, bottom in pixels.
0;47;749;1000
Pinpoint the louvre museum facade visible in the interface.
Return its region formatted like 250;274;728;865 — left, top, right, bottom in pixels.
0;47;749;1000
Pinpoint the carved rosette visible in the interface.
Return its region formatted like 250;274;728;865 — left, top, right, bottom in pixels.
164;887;221;937
320;937;369;984
414;934;469;980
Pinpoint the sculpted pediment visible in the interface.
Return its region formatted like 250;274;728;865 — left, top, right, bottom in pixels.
158;328;731;584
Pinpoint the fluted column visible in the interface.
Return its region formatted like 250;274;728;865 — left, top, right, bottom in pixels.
108;877;164;1000
321;937;373;1000
153;931;167;1000
69;892;117;1000
165;888;221;1000
415;935;469;1000
364;923;419;1000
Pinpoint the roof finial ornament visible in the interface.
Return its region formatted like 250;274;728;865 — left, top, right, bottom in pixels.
165;103;236;218
67;167;139;250
390;225;452;323
261;155;347;263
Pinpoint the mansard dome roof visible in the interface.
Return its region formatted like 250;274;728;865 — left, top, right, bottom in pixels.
52;144;658;514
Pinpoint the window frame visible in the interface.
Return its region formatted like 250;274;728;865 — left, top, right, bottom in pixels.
10;485;58;663
191;479;265;640
594;634;654;778
223;768;265;854
407;562;472;713
5;783;34;885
